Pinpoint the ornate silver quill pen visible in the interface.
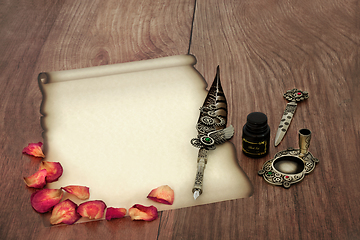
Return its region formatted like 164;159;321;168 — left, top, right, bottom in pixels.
190;66;234;200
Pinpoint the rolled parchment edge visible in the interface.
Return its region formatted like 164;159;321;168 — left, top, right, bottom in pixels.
38;54;197;83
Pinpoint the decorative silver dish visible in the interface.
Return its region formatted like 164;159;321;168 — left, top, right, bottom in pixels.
258;129;319;188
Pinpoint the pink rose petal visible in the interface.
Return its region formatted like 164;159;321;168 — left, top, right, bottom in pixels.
147;185;174;205
22;142;45;158
128;204;158;221
39;161;63;183
50;199;81;225
77;200;106;220
31;188;63;213
61;185;90;200
105;207;127;220
23;169;47;188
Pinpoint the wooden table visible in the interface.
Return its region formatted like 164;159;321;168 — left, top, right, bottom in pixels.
1;0;359;239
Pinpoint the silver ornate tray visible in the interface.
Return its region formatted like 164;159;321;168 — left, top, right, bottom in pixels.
258;129;319;188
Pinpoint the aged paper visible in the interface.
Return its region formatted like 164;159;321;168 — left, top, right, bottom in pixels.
39;55;252;215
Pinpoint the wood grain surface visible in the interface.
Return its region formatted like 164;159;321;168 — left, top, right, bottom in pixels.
186;1;360;239
0;0;194;239
1;0;359;239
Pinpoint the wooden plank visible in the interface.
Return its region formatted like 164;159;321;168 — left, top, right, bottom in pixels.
0;0;195;239
34;0;196;72
157;0;360;239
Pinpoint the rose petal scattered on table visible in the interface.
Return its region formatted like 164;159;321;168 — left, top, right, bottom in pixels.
128;204;158;221
30;188;63;213
147;185;174;205
61;185;90;200
39;161;63;183
77;200;106;220
105;207;127;221
22;142;45;158
50;199;81;225
24;169;47;188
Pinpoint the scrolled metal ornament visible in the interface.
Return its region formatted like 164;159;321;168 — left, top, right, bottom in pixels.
283;88;309;102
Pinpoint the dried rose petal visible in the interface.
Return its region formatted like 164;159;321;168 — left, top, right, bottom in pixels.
50;199;81;225
24;169;47;188
39;161;63;183
61;185;90;200
105;207;127;221
30;188;63;213
147;185;174;205
128;204;158;221
77;200;106;220
22;142;45;158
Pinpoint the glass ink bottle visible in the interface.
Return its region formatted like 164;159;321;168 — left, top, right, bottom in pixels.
242;112;270;158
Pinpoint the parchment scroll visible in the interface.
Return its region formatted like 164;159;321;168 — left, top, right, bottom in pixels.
39;55;252;215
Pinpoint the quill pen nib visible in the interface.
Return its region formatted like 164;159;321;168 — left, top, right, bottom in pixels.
193;190;200;200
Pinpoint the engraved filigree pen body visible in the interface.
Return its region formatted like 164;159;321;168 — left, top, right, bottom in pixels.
190;66;234;200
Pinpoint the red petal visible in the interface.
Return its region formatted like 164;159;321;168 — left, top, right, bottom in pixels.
128;204;158;221
30;189;63;213
147;185;174;205
24;169;47;188
77;200;106;220
39;161;63;183
50;199;81;225
61;185;90;200
105;207;127;220
22;142;45;158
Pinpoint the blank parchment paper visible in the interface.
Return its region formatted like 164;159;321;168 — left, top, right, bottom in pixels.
39;55;252;215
